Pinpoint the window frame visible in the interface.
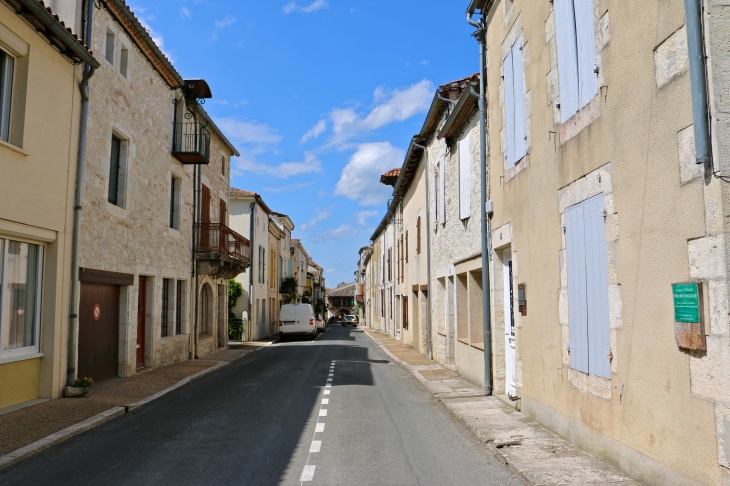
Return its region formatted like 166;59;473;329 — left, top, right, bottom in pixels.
161;278;171;337
175;280;183;335
105;30;115;65
0;47;14;143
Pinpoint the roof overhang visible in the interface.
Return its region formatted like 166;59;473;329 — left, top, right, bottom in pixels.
437;81;480;142
183;79;212;99
466;0;491;14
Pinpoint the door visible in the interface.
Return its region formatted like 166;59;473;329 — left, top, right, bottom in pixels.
78;283;120;383
200;184;211;248
137;276;146;369
503;254;517;396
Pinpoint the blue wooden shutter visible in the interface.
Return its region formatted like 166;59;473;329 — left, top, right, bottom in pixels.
583;194;611;378
459;135;471;219
554;0;580;122
565;202;589;373
504;48;516;169
573;0;598;108
512;36;527;163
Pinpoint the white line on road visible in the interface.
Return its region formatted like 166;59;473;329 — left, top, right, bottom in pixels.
324;389;330;395
325;384;331;388
300;465;316;482
310;441;322;453
322;398;329;405
319;409;327;416
316;423;325;432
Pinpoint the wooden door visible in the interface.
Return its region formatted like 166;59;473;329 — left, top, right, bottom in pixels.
219;198;227;224
137;276;146;369
200;184;210;248
78;283;120;383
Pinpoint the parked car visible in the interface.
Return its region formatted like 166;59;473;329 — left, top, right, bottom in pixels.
315;314;325;333
342;315;357;327
279;304;316;340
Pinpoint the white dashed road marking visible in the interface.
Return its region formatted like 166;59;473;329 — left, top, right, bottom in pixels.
319;409;328;417
301;361;335;484
316;423;325;432
300;465;316;482
310;441;322;453
322;398;329;405
324;389;330;395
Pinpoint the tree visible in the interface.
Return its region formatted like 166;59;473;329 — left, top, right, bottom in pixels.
281;277;299;304
228;279;243;318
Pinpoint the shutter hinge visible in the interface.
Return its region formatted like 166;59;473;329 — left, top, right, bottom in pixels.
607;348;613;360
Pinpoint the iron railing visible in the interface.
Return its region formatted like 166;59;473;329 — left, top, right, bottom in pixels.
195;223;251;262
172;122;211;164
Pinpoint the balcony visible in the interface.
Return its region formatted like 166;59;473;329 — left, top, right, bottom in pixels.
195;223;250;279
355;294;364;303
172;122;211;164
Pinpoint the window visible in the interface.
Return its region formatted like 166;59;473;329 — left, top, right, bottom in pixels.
161;279;171;337
0;239;43;357
438;157;445;224
554;0;598;122
119;46;129;77
258;246;265;284
219;199;227;224
221;155;226;176
416;216;421;254
105;30;115;65
175;280;183;334
400;235;404;282
381;289;384;317
459;134;471;219
504;36;527;169
200;284;211;334
108;134;125;207
169;175;180;229
565;193;610;378
387;249;392;282
0;48;14;142
405;231;409;263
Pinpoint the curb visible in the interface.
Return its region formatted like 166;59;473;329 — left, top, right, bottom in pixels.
0;346;268;472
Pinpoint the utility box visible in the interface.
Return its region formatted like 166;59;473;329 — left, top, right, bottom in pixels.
672;282;706;351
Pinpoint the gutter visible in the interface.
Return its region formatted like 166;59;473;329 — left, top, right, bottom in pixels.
67;0;98;387
413;139;433;360
683;0;711;165
248;201;255;340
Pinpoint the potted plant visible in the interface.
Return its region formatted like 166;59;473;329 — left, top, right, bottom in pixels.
64;377;94;397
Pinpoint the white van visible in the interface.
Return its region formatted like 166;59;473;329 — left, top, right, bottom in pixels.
279;304;316;340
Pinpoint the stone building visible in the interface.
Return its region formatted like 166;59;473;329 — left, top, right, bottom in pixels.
75;0;244;382
325;282;357;321
0;0;98;409
291;238;309;298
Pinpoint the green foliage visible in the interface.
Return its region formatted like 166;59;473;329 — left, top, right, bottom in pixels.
228;318;244;341
74;377;94;389
228;280;243;318
281;277;299;304
314;299;324;315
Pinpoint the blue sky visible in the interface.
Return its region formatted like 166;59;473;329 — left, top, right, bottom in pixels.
130;0;478;286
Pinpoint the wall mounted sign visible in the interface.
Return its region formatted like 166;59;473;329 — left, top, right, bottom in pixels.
93;304;101;321
672;283;700;323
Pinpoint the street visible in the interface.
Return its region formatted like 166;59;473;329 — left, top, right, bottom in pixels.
0;325;521;486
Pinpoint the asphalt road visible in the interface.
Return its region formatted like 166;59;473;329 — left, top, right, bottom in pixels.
0;325;522;486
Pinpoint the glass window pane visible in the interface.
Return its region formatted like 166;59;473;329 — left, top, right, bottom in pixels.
2;241;41;350
0;50;14;142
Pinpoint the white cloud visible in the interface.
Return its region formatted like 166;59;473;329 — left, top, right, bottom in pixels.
319;224;352;240
208;15;236;41
356;210;380;225
327;80;434;145
264;182;313;193
235;153;323;179
326;269;335;273
334;142;404;206
300;210;330;230
283;0;327;14
215;117;283;145
300;119;327;144
181;7;191;18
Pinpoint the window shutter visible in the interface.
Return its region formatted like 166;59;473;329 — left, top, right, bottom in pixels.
432;170;438;226
554;0;580;122
512;36;527;163
565;202;589;374
459;135;471;219
583;194;611;378
504;48;516;169
438;157;445;223
573;0;598;107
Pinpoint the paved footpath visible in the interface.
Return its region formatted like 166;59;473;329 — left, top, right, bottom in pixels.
0;325;521;486
366;329;642;486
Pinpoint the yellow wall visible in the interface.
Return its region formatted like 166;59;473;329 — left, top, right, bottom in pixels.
0;359;42;409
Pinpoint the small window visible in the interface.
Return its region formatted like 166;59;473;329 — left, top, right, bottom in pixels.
0;48;14;142
161;279;172;337
459;135;471;219
416;216;422;254
108;134;126;207
105;30;115;65
221;155;226;176
169;175;180;229
175;280;184;334
119;46;129;77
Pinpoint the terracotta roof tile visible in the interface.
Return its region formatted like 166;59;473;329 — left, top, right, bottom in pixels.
229;187;256;197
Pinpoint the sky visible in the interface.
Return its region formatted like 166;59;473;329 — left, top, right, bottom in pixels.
129;0;479;286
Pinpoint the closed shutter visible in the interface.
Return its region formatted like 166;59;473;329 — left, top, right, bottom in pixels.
573;0;598;107
433;169;438;226
288;258;292;277
554;0;580;122
458;135;471;219
438;156;445;223
565;202;589;373
512;36;527;163
583;194;610;378
504;48;516;169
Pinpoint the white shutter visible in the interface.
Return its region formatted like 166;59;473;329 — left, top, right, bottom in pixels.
565;202;589;374
512;36;527;163
459;135;471;219
438;156;445;223
432;169;438;227
504;48;516;169
573;0;598;107
554;0;580;122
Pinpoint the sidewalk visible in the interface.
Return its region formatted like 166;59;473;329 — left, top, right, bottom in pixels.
0;340;273;466
365;329;642;486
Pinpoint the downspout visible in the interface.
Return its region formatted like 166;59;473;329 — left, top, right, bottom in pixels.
413;140;433;360
391;201;397;337
193;164;201;358
684;0;711;165
67;0;97;387
468;7;493;395
190;150;197;359
248;202;255;340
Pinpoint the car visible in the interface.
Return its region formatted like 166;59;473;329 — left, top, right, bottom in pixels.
342;315;357;327
279;304;317;340
315;313;325;333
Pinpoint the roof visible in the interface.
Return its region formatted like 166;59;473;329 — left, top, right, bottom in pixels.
380;168;401;186
229;188;273;214
8;0;98;66
327;282;357;297
290;238;300;248
438;76;480;142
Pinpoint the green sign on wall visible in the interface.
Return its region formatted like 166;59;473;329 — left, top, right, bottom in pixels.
672;283;700;323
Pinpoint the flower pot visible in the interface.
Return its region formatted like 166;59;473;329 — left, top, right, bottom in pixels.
64;386;89;398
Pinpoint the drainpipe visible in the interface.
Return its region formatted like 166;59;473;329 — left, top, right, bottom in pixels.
413;140;433;360
67;0;97;387
193;164;201;358
468;7;493;396
684;0;711;165
248;202;255;340
190;154;197;359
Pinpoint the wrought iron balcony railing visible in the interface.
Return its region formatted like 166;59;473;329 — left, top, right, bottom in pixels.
195;223;250;263
172;122;211;164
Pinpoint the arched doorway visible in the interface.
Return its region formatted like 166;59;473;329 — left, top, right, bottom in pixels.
200;283;213;335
